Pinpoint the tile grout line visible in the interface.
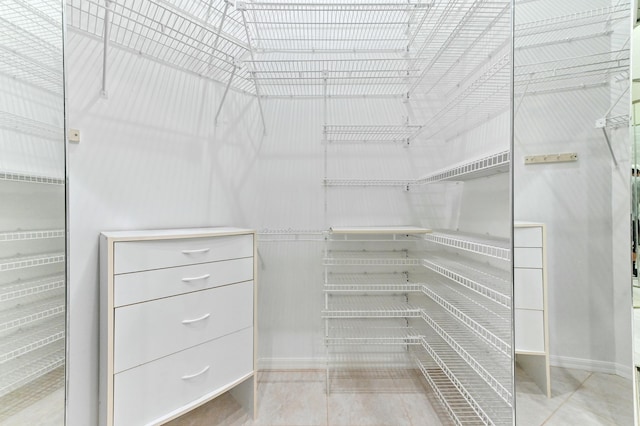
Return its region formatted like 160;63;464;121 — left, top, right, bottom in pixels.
540;372;593;426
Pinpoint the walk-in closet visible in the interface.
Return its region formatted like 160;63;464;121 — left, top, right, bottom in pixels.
1;0;638;425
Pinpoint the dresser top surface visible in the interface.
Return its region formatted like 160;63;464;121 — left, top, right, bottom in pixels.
101;227;254;241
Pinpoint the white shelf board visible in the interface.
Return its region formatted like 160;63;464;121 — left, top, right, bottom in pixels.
0;315;65;364
0;229;65;243
412;151;510;185
0;296;65;333
0;252;65;272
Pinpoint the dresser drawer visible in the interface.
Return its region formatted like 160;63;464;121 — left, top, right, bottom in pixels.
514;226;542;247
114;234;253;274
514;309;545;353
514;247;542;268
114;327;253;426
114;257;253;307
114;281;253;373
514;268;543;310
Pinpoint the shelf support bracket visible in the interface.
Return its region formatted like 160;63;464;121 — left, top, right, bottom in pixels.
101;0;112;98
239;7;267;135
600;127;619;168
215;65;237;126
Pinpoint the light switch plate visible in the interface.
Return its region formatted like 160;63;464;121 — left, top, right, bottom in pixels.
68;129;80;143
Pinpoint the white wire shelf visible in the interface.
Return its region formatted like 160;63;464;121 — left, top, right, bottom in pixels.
421;278;511;357
323;125;423;144
328;226;431;235
412;151;510;185
323;250;423;266
0;0;64;94
239;1;432;53
67;0;255;95
417;330;512;425
0;274;65;303
0;339;65;399
324;273;421;293
326;321;422;346
0;296;65;334
0;315;64;364
415;52;511;141
0;252;65;272
422;255;511;308
0;111;64;141
515;4;629;50
323;295;421;319
328;351;415;370
515;51;629;95
424;231;510;261
323;178;411;188
0;171;64;186
257;228;324;242
420;300;511;405
413;354;493;426
0;229;65;243
600;115;630;130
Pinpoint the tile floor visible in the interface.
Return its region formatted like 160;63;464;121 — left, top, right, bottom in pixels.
167;366;635;426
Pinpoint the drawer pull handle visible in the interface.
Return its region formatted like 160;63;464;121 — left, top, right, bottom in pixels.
181;248;210;255
181;274;210;282
181;365;210;380
181;313;211;324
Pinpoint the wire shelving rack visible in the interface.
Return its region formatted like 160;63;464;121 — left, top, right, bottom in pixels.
424;231;510;261
0;171;64;186
323;125;423;145
422;255;511;308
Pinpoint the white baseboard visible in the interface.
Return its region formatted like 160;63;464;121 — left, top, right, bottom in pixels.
550;355;633;379
258;358;327;370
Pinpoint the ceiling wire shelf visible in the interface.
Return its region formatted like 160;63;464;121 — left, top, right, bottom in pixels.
0;252;65;272
0;339;65;399
67;0;255;94
323;125;423;144
0;274;65;303
1;0;64;94
412;151;510;185
0;315;64;364
0;171;64;186
421;277;511;357
416;330;512;426
323;250;423;266
323;295;422;319
422;255;511;308
0;112;64;141
0;230;65;243
0;296;65;334
420;300;511;405
424;231;510;261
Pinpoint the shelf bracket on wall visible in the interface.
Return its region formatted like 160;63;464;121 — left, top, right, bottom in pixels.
594;85;630;168
215;64;237;126
238;4;267;135
101;0;112;98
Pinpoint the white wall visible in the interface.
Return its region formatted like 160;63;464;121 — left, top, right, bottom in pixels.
514;0;633;376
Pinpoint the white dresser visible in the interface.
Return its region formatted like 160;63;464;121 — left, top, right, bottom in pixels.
99;228;256;426
514;223;550;397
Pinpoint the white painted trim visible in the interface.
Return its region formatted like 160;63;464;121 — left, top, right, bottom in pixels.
550;355;633;379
